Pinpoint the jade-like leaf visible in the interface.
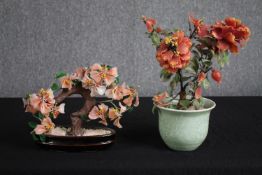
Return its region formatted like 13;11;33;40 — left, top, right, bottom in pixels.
115;76;120;84
152;105;157;115
192;99;200;110
162;97;173;103
168;76;178;95
51;83;60;92
184;65;196;74
192;50;200;58
38;113;44;119
49;112;54;119
151;32;160;46
217;51;229;68
28;121;37;129
55;71;66;79
202;79;210;89
192;98;205;110
191;57;199;73
39;135;46;143
128;107;134;113
31;133;39;141
202;59;212;67
182;76;192;81
179;99;191;109
160;69;172;82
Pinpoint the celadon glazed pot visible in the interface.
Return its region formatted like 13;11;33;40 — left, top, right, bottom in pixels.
157;98;216;151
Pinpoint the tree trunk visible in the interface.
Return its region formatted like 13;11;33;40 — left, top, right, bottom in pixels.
55;87;96;136
177;90;187;109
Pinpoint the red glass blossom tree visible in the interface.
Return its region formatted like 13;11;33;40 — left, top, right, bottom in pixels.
23;64;139;140
142;15;250;109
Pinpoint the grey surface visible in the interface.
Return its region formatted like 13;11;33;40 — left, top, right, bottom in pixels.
0;0;261;97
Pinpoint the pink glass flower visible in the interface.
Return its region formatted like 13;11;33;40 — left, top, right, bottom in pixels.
108;103;127;128
105;83;127;100
60;75;73;90
51;103;65;119
90;63;118;86
34;117;55;135
88;103;109;125
30;89;55;115
71;67;87;80
123;87;139;107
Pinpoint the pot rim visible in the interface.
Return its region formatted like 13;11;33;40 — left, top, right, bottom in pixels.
155;97;216;113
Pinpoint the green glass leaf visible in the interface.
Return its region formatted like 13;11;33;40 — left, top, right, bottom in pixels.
151;32;160;46
179;99;191;109
192;99;200;110
202;79;210;89
39;135;46;143
170;104;177;109
128;107;134;113
51;83;60;92
182;76;191;81
174;73;180;82
49;112;54;119
55;71;66;79
184;65;196;74
202;59;212;67
38;113;44;119
217;51;229;68
160;69;172;82
115;76;120;84
168;76;178;95
152;105;157;115
28;121;37;129
31;133;39;141
192;98;205;110
192;50;200;58
199;97;205;107
162;97;173;103
106;65;112;69
191;57;199;73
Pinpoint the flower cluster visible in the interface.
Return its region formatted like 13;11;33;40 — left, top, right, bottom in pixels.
58;64;139;128
24;63;139;136
156;31;192;72
190;16;250;54
210;17;250;53
24;88;64;116
142;15;250;109
23;88;64;135
88;82;139;128
60;64;118;96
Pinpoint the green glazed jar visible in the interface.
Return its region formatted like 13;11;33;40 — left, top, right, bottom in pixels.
157;98;216;151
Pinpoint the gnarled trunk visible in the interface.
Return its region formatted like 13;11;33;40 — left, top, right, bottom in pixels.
55;87;96;136
177;90;187;109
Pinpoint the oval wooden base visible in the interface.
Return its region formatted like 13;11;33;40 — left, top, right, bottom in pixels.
35;127;116;151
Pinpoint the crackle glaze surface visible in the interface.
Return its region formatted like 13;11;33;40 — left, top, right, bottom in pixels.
158;98;215;151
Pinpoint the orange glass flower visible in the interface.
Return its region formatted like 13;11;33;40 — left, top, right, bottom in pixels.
195;87;202;100
142;16;156;33
211;17;250;53
153;91;171;107
189;15;209;38
197;72;206;83
156;31;192;73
